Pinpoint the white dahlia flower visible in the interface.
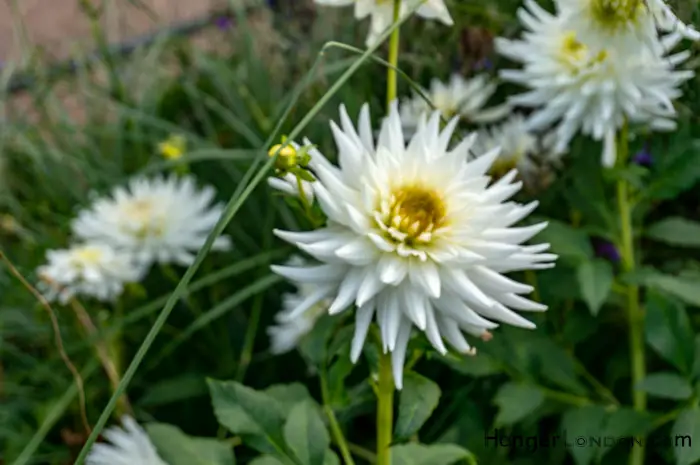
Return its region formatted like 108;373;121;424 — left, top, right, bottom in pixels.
400;74;510;134
268;256;330;354
314;0;453;47
472;113;561;186
37;243;144;304
86;416;167;465
496;0;694;166
72;175;232;268
271;102;557;389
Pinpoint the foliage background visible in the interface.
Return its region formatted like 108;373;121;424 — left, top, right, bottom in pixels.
1;0;700;464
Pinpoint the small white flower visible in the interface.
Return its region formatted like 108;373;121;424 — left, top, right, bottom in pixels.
496;0;694;166
268;256;330;354
314;0;453;47
37;243;144;305
271;102;556;389
473;113;562;187
72;175;232;268
87;416;167;465
400;74;510;134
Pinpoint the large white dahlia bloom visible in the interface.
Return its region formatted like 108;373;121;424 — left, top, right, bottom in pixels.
37;243;144;304
72;175;232;268
86;416;167;465
496;0;694;166
271;102;557;389
314;0;453;47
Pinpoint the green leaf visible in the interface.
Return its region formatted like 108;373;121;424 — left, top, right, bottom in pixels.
250;457;285;465
207;379;288;456
636;372;692;400
493;383;545;426
146;423;235;465
390;443;475;465
646;273;700;307
394;372;442;441
139;373;208;406
577;259;614;316
672;408;700;465
644;290;695;374
646;217;700;248
435;352;503;377
646;138;700;201
561;406;607;465
532;220;593;264
595;408;655;462
283;400;329;465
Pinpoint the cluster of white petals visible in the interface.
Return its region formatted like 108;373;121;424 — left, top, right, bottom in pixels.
87;416;167;465
72;175;232;268
37;243;143;304
497;0;696;166
400;74;510;134
271;102;556;388
314;0;453;47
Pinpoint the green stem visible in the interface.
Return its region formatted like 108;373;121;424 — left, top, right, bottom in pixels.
386;0;402;109
321;372;356;465
376;350;394;465
615;122;646;465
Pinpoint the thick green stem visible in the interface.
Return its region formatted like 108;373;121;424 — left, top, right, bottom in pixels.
386;0;402;109
376;350;394;465
615;122;646;465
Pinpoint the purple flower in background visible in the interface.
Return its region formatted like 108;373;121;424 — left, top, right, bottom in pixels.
215;15;233;30
473;58;493;71
632;144;653;167
593;239;621;263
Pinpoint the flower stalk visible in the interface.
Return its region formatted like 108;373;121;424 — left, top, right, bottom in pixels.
376;350;395;465
615;121;646;465
386;0;402;108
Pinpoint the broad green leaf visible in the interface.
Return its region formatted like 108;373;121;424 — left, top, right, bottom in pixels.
249;457;285;465
561;406;607;465
672;408;700;465
283;400;329;465
394;372;442;440
636;372;692;400
139;373;208;406
532;220;593;264
146;423;235;465
493;383;545;426
577;259;613;316
390;443;475;465
647;217;700;248
646;273;700;307
207;379;288;456
644;290;695;374
646;138;700;201
595;408;655;462
528;338;588;395
435;352;503;377
264;383;314;416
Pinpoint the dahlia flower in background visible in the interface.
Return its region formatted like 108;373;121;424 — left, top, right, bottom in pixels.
86;416;167;465
313;0;453;47
400;74;510;134
72;175;232;268
271;102;557;389
496;0;694;166
472;113;562;190
37;243;144;305
268;255;331;354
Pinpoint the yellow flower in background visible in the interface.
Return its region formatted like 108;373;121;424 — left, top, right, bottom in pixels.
158;134;187;161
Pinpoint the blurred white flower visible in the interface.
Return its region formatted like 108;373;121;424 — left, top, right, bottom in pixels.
86;416;167;465
37;243;144;305
72;175;232;268
473;113;562;188
271;102;556;389
496;0;693;166
268;256;330;354
314;0;453;47
400;74;510;134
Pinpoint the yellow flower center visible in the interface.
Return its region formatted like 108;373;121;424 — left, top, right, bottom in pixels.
121;199;165;238
590;0;642;31
558;32;609;71
73;246;104;266
377;185;446;246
